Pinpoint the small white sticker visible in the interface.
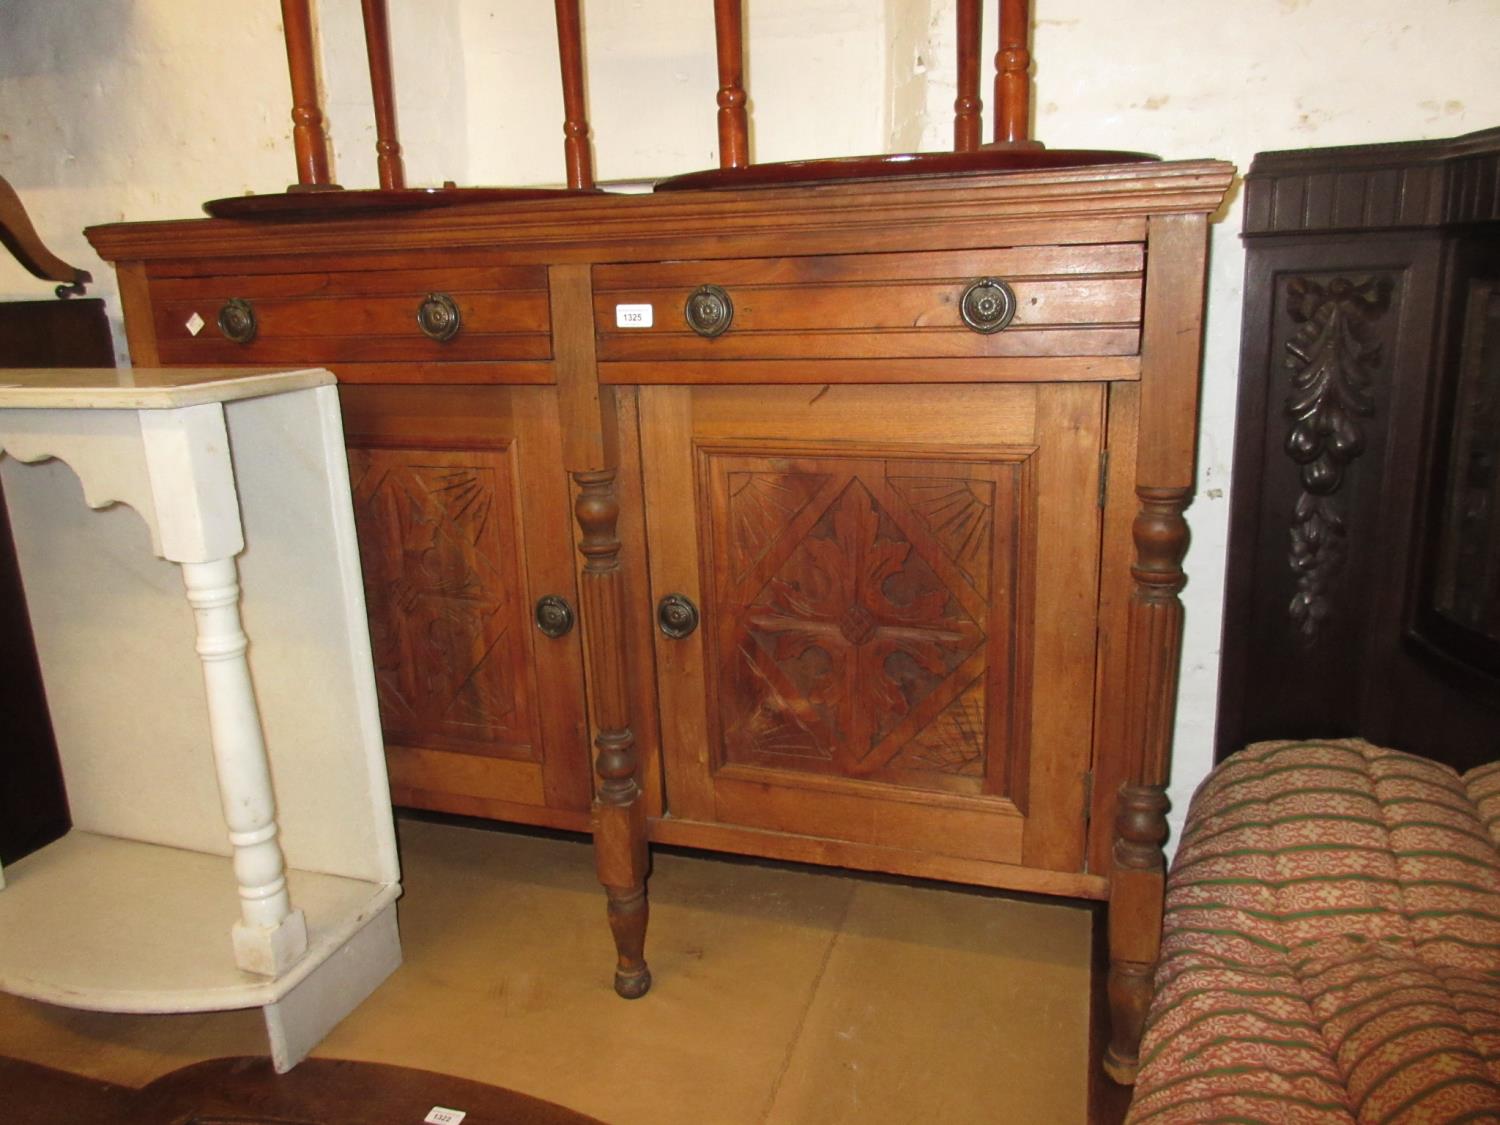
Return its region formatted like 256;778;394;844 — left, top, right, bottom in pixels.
185;312;206;336
424;1109;466;1125
615;303;654;329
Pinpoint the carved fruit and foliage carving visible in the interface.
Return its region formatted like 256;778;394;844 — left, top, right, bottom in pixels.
703;450;1024;798
347;446;539;760
1282;275;1392;640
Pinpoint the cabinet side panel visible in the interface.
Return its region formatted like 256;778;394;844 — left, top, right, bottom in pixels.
226;386;399;883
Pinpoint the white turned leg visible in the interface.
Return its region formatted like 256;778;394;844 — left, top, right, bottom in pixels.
182;556;308;976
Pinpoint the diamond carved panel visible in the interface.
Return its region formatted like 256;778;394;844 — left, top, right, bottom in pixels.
347;445;539;761
703;450;1024;798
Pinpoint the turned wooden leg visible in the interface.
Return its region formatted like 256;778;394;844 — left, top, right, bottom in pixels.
574;469;651;998
1104;783;1169;1084
604;883;651;999
1104;486;1189;1083
182;556;307;977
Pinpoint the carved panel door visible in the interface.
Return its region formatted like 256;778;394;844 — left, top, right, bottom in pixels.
637;382;1105;872
339;385;592;824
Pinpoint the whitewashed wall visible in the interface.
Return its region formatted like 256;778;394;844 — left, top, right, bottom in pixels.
2;0;1498;851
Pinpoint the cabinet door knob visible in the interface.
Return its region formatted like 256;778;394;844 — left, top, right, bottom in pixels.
657;593;700;639
684;284;734;338
534;595;576;638
959;277;1017;334
417;292;462;341
217;298;258;344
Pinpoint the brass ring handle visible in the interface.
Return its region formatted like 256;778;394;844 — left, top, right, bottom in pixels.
534;595;575;639
959;277;1017;334
684;284;733;338
417;292;462;342
657;594;700;639
217;298;258;344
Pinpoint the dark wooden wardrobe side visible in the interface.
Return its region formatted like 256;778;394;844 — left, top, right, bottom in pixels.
0;298;115;864
1217;128;1500;770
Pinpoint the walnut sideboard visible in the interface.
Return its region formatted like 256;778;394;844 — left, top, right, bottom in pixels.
88;159;1232;1081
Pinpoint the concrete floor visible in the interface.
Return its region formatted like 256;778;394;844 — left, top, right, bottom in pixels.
0;815;1094;1123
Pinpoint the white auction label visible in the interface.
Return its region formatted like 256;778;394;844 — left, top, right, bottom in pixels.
615;303;654;328
424;1108;466;1125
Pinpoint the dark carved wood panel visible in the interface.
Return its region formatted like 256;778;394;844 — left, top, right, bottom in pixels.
1220;128;1500;770
1283;275;1392;640
700;448;1023;799
346;445;542;762
1219;261;1407;755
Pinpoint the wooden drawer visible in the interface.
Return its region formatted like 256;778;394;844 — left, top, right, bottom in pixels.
593;244;1143;363
150;265;552;365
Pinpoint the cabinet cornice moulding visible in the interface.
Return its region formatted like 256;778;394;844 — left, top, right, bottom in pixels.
86;160;1235;265
1244;126;1500;236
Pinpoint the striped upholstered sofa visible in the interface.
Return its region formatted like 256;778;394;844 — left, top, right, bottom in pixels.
1127;739;1500;1122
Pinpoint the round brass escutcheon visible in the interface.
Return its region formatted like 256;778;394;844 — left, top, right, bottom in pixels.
534;595;575;639
657;593;700;639
217;298;258;345
959;277;1017;335
684;284;733;338
417;292;462;342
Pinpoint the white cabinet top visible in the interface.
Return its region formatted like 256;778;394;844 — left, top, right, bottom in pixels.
0;367;333;410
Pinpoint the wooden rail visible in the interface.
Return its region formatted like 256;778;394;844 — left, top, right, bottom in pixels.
360;0;406;189
280;0;334;188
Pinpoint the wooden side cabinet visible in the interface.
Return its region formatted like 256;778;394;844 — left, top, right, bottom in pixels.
0;368;401;1072
88;157;1232;1082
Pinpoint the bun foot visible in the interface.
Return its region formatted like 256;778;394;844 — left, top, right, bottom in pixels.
613;965;652;999
1101;1046;1138;1086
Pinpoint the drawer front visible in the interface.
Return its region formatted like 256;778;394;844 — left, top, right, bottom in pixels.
151;265;552;364
594;244;1143;362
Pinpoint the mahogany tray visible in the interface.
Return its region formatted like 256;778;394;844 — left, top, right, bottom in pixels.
654;148;1158;192
202;186;594;221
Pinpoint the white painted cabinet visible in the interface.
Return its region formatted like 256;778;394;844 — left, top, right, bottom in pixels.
0;367;401;1071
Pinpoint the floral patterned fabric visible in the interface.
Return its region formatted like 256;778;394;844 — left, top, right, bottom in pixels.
1127;740;1500;1123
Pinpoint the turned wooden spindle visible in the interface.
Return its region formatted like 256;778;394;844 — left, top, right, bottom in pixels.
359;0;405;190
553;0;595;190
994;0;1034;146
712;0;750;170
953;0;983;152
574;469;651;999
279;0;335;188
182;556;308;977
